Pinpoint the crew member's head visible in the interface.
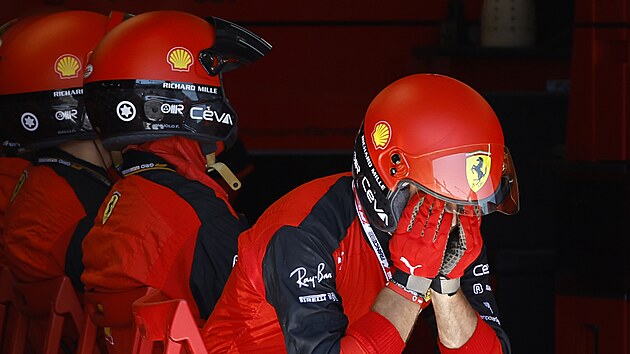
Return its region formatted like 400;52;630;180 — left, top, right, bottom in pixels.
83;10;271;154
352;74;519;232
0;10;126;150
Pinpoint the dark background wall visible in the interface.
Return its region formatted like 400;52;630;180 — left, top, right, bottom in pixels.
5;1;627;353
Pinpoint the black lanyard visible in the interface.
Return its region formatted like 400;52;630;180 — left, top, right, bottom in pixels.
119;161;176;177
37;157;112;188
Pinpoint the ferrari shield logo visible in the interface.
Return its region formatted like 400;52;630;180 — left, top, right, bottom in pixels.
102;191;120;225
466;153;491;192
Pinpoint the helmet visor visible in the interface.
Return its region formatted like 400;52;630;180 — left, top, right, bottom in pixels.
391;144;519;215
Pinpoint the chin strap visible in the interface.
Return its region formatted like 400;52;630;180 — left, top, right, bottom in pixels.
205;153;241;191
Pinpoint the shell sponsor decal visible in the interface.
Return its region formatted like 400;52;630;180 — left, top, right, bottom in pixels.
167;47;193;72
102;191;121;225
372;121;391;150
10;170;27;203
466;152;491;192
54;54;81;79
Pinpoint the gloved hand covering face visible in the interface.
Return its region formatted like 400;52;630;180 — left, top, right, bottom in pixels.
440;210;483;280
390;192;484;296
390;192;454;279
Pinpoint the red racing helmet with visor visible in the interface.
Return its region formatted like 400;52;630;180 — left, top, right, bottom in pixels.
352;74;519;232
83;10;271;151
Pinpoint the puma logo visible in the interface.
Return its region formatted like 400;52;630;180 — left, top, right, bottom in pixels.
400;257;422;276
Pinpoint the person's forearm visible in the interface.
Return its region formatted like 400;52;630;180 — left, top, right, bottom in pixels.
372;287;422;341
431;289;478;348
340;287;421;354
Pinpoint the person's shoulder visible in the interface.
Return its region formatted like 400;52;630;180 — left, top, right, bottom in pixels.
109;174;194;215
96;176;200;240
0;156;31;177
247;173;352;234
237;173;354;278
283;172;352;203
20;163;69;188
0;158;33;195
6;164;80;216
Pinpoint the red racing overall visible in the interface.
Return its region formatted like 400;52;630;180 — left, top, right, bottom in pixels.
82;137;248;324
0;156;31;267
202;173;510;354
4;148;111;288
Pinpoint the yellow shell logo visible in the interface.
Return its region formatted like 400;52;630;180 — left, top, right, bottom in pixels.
10;170;27;203
54;54;81;79
102;191;121;225
167;47;193;72
466;153;492;193
372;121;391;150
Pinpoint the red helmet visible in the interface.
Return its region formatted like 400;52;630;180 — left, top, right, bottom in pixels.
83;10;271;151
352;74;519;232
0;11;125;149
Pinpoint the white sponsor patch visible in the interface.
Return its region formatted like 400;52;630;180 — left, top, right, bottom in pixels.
116;101;136;121
189;106;233;125
161;103;184;115
21;112;38;131
480;315;501;325
473;264;490;276
53;88;83;97
483;301;494;314
55;109;78;121
298;292;339;304
290;262;333;289
150;123;180;130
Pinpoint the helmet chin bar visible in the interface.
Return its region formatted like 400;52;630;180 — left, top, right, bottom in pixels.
205;152;241;191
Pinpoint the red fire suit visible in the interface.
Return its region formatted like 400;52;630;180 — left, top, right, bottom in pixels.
202;173;510;354
4;148;112;289
82;137;248;324
0;156;31;267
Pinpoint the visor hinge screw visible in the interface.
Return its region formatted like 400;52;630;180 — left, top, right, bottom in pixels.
391;154;401;164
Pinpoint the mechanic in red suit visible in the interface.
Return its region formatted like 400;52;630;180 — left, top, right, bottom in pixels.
202;74;519;354
0;15;45;268
80;10;271;352
1;11;124;290
0;144;31;268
